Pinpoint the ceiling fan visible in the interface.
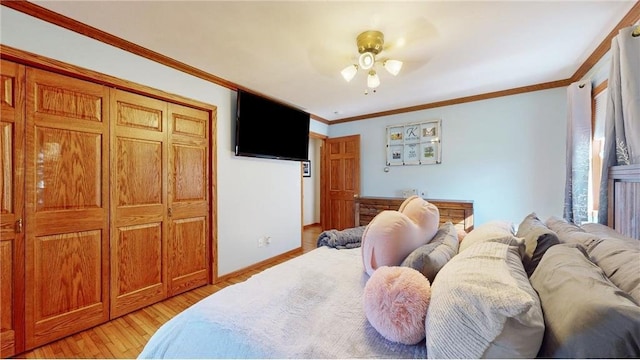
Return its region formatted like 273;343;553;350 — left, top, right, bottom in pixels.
340;30;403;93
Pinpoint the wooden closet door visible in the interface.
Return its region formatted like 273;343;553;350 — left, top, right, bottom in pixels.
1;60;25;357
24;68;110;349
110;89;168;318
167;103;210;296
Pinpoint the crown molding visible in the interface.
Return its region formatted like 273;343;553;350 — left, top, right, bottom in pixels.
3;0;638;124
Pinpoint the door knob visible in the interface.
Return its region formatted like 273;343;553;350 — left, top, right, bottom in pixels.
15;218;23;233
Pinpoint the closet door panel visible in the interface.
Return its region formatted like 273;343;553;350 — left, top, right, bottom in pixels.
34;231;102;316
167;104;210;296
111;89;167;318
34;127;101;211
25;68;109;349
0;60;25;358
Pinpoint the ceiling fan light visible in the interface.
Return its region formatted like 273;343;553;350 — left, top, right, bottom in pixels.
341;64;358;82
367;70;380;88
384;59;403;76
358;52;375;70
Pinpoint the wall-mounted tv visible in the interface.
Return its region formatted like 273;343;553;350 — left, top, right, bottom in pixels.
235;89;310;162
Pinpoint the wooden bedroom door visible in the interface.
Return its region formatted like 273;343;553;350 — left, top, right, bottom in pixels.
110;89;168;318
167;103;210;296
24;68;110;349
324;134;360;230
0;60;25;358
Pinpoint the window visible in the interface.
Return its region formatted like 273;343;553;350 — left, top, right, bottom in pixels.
589;81;607;222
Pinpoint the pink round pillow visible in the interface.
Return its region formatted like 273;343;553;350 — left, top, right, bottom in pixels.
363;266;432;345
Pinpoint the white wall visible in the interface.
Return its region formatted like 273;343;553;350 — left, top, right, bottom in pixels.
1;7;325;277
303;138;321;226
329;89;568;227
2;7;570;274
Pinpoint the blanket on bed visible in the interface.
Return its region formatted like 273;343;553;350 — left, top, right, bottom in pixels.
316;226;365;249
138;247;426;359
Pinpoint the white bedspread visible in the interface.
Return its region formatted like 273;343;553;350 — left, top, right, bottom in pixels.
138;246;427;358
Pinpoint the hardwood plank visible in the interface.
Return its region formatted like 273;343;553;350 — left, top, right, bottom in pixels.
122;315;148;338
78;332;101;357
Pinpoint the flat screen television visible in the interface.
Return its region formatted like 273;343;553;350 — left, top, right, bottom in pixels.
235;89;310;162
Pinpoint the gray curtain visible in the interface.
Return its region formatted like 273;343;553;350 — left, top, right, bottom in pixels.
598;25;640;224
564;82;592;224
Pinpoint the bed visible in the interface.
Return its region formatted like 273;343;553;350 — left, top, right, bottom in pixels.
139;167;640;359
138;246;427;358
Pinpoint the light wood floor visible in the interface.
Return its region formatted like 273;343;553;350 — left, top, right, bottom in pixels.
14;224;323;359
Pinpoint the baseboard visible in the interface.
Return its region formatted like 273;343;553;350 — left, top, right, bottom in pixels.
214;247;303;284
303;222;321;229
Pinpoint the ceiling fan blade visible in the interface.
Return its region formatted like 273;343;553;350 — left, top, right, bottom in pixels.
382;17;438;54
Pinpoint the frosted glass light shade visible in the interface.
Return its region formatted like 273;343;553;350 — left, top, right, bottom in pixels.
341;65;358;82
359;52;375;70
367;70;380;88
384;59;403;76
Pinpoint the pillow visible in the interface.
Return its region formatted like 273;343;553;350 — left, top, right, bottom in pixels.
425;241;544;358
457;228;467;242
548;218;640;304
398;195;440;242
530;243;640;358
581;222;637;245
545;216;602;248
363;266;431;345
586;236;640;304
401;222;459;282
361;196;440;276
458;220;519;254
515;212;559;276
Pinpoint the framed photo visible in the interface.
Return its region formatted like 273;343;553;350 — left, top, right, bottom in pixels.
404;143;420;165
403;123;420;143
420;141;440;164
421;121;440;142
302;160;311;177
388;126;404;145
386;119;442;166
387;145;404;165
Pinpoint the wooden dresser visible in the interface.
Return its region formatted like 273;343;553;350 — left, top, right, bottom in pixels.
354;196;474;233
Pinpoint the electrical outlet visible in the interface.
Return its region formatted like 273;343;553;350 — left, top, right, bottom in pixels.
257;236;271;247
402;189;418;198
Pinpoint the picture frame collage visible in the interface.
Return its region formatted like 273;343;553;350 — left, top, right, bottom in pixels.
386;119;442;166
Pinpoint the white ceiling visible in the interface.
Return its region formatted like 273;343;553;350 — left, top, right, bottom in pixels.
32;1;636;121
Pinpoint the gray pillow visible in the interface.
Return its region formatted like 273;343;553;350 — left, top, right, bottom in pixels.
551;220;640;304
515;212;559;277
581;222;637;245
530;243;640;358
587;236;640;304
401;222;458;283
545;216;602;248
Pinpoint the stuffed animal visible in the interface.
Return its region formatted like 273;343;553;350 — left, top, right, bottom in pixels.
363;266;432;345
361;195;439;276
